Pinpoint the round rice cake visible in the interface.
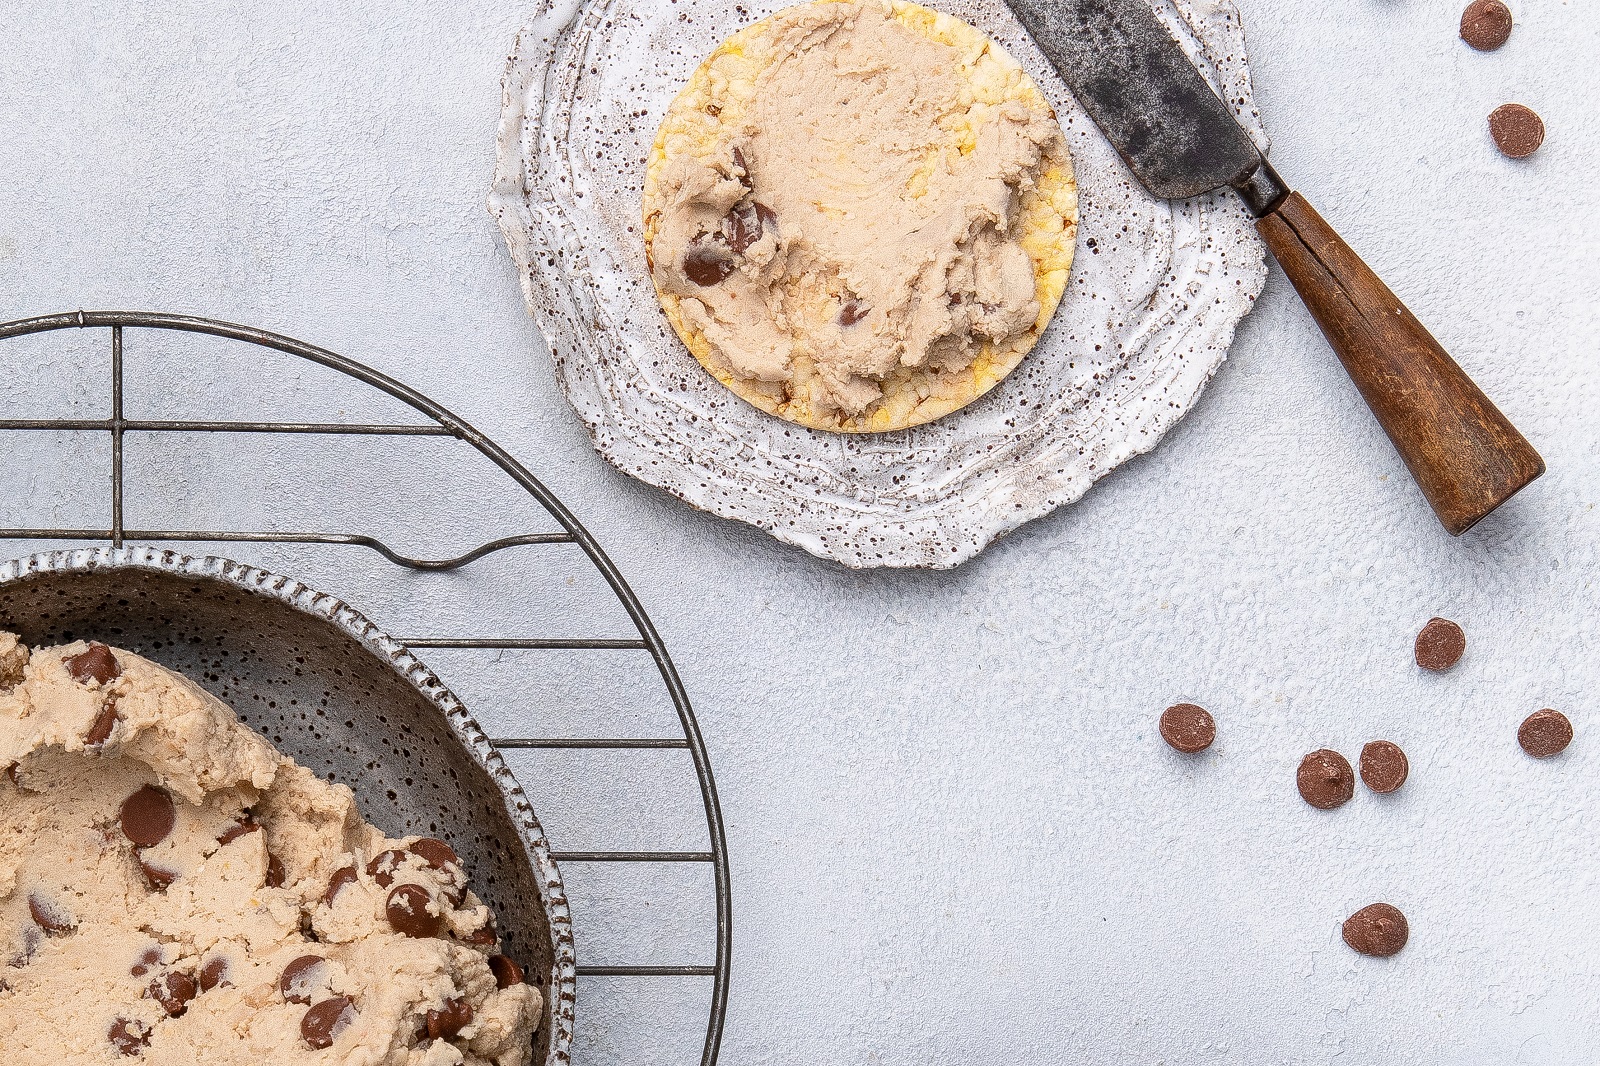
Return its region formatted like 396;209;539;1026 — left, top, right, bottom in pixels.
643;0;1078;433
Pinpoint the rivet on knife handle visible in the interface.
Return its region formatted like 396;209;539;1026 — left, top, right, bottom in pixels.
1250;175;1544;534
1005;0;1544;533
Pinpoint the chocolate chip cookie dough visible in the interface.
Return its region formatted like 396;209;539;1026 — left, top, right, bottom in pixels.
0;636;539;1064
644;0;1078;432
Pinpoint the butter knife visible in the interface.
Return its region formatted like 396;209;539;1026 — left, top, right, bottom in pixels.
1007;0;1544;534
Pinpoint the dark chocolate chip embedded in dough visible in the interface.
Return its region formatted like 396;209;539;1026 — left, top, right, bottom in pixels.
408;838;459;871
265;853;287;889
488;954;525;989
386;883;443;939
28;893;74;934
10;925;42;968
279;954;325;1004
1297;749;1356;810
85;702;120;747
683;236;736;287
65;642;121;685
108;1017;151;1056
1460;0;1513;50
1159;703;1216;754
463;922;498;947
727;201;778;255
840;296;871;327
425;997;475;1039
1343;903;1409;957
198;955;230;991
301;995;356;1050
130;947;163;977
1519;709;1573;758
322;865;359;906
217;819;261;846
367;849;408;888
145;970;198;1017
138;854;180;891
1489;104;1545;158
727;206;761;254
1359;740;1410;794
120;785;177;847
1414;618;1466;671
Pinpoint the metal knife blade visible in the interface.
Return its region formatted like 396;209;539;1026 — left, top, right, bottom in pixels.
1006;0;1266;201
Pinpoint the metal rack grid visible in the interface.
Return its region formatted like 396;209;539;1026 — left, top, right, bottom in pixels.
0;309;730;1066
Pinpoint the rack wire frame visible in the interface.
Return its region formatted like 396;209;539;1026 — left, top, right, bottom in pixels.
0;310;730;1066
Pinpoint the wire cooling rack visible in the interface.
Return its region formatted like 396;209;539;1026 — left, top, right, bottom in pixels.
0;310;729;1066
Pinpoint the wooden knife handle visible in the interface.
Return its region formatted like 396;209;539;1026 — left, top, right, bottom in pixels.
1256;192;1544;535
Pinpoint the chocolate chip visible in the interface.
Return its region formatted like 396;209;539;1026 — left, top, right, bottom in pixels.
1519;709;1573;758
727;208;760;254
683;236;736;286
366;849;408;888
301;995;355;1050
1489;103;1545;158
4;763;18;786
108;1017;150;1056
1414;618;1465;671
839;297;871;327
463;922;498;947
279;954;325;1004
130;947;163;977
1159;703;1215;754
198;955;230;991
120;785;177;847
65;642;120;685
1343;902;1409;957
726;201;778;256
488;954;525;989
85;702;120;747
137;854;179;891
1359;740;1409;794
425;997;475;1039
265;853;287;888
145;970;198;1017
322;865;359;906
27;893;74;934
408;838;459;871
1460;0;1513;51
731;145;750;182
217;819;261;846
9;925;41;968
386;883;442;939
1297;749;1355;810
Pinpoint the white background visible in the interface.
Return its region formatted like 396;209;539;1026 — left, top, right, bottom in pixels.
3;1;1597;1062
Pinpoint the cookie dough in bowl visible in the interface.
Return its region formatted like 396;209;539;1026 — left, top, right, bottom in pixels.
0;634;540;1064
644;0;1078;432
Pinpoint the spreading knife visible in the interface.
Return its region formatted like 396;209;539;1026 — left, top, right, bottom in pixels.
1006;0;1544;535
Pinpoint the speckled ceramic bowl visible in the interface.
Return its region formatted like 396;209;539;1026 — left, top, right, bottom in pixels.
0;546;575;1065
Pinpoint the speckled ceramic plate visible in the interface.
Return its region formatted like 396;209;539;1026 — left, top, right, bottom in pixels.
0;546;575;1066
491;0;1268;569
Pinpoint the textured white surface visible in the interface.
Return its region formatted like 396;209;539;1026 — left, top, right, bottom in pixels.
2;1;1598;1063
490;0;1268;569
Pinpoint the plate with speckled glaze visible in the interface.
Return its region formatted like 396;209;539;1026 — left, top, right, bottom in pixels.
491;0;1268;569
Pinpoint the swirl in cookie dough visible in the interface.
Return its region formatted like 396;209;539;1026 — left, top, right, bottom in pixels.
645;0;1077;432
0;633;539;1064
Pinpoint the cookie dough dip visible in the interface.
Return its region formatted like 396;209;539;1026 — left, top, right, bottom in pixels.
644;0;1077;432
0;635;540;1064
